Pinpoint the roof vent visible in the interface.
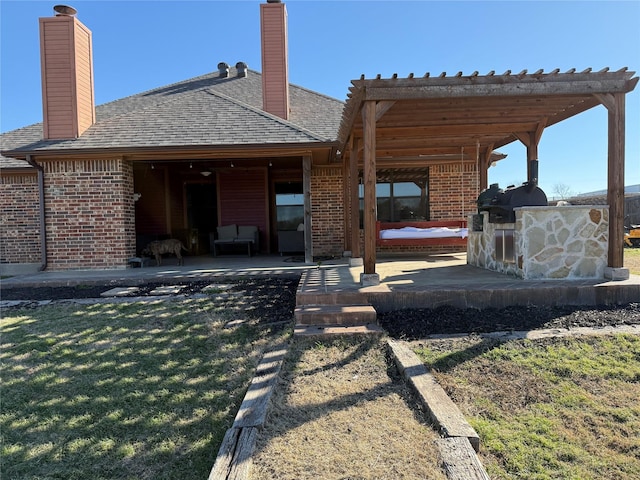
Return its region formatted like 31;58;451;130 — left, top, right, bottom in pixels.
217;62;229;78
53;4;77;16
236;62;248;77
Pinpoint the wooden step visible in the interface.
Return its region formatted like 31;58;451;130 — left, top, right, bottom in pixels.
294;304;377;326
294;324;385;337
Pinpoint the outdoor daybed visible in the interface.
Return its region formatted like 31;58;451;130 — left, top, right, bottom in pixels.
375;220;468;247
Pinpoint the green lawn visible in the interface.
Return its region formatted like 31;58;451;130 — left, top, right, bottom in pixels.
1;298;289;479
415;334;640;480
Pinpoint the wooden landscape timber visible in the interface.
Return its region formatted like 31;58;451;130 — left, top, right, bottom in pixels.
208;344;288;480
386;339;482;453
209;337;491;480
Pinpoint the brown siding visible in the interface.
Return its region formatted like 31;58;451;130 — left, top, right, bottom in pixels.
218;170;269;250
42;158;135;270
0;173;41;264
311;165;344;256
260;2;289;120
168;169;185;234
134;166;169;235
40;14;95;139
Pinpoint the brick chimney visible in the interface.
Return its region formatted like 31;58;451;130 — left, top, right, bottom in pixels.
39;5;95;139
260;0;289;120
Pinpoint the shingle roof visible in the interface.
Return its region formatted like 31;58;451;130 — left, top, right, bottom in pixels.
1;66;344;165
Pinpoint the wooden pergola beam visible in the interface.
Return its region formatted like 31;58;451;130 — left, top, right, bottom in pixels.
375;100;396;121
479;144;494;191
360;77;636;101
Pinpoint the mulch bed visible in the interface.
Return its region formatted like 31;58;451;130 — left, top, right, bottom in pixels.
378;303;640;339
2;276;639;338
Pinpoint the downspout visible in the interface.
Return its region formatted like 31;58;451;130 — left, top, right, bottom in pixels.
26;155;47;271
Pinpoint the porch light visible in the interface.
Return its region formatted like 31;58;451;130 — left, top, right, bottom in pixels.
231;161;235;168
200;171;212;177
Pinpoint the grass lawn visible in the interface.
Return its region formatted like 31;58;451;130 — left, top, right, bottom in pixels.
414;334;640;480
1;297;289;479
625;248;640;274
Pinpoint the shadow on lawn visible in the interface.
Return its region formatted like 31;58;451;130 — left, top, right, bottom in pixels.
1;295;287;479
418;337;507;373
250;336;444;471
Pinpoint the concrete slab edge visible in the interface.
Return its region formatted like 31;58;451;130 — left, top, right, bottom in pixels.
294;324;385;336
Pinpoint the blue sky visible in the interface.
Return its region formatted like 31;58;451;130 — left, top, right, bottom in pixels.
1;0;639;196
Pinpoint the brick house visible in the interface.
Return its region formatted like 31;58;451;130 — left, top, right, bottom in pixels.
0;1;481;273
1;2;636;275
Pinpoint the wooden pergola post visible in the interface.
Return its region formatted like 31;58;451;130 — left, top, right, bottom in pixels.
526;132;539;187
479;149;491;191
302;154;313;264
361;100;379;284
516;122;545;188
594;91;628;278
342;154;349;251
349;138;362;262
606;93;626;272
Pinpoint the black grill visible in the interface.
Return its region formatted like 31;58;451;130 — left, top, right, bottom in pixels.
477;182;548;223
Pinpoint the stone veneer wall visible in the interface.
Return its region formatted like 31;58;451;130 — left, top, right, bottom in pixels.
468;206;609;279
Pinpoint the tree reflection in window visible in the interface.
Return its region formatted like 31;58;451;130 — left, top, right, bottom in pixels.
359;168;429;224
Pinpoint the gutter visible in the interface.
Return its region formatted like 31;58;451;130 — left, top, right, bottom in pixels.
25;155;47;271
1;140;339;161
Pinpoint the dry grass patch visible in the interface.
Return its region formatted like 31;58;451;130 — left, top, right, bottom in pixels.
252;336;447;480
625;248;640;274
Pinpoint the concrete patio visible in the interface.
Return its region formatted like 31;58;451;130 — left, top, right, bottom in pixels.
298;253;640;311
2;252;638;311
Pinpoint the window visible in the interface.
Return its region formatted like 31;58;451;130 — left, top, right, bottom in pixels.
359;169;429;223
275;182;304;230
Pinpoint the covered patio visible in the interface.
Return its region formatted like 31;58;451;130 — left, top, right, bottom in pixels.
337;68;638;284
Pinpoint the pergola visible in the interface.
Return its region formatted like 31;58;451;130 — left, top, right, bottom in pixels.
337;67;638;281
